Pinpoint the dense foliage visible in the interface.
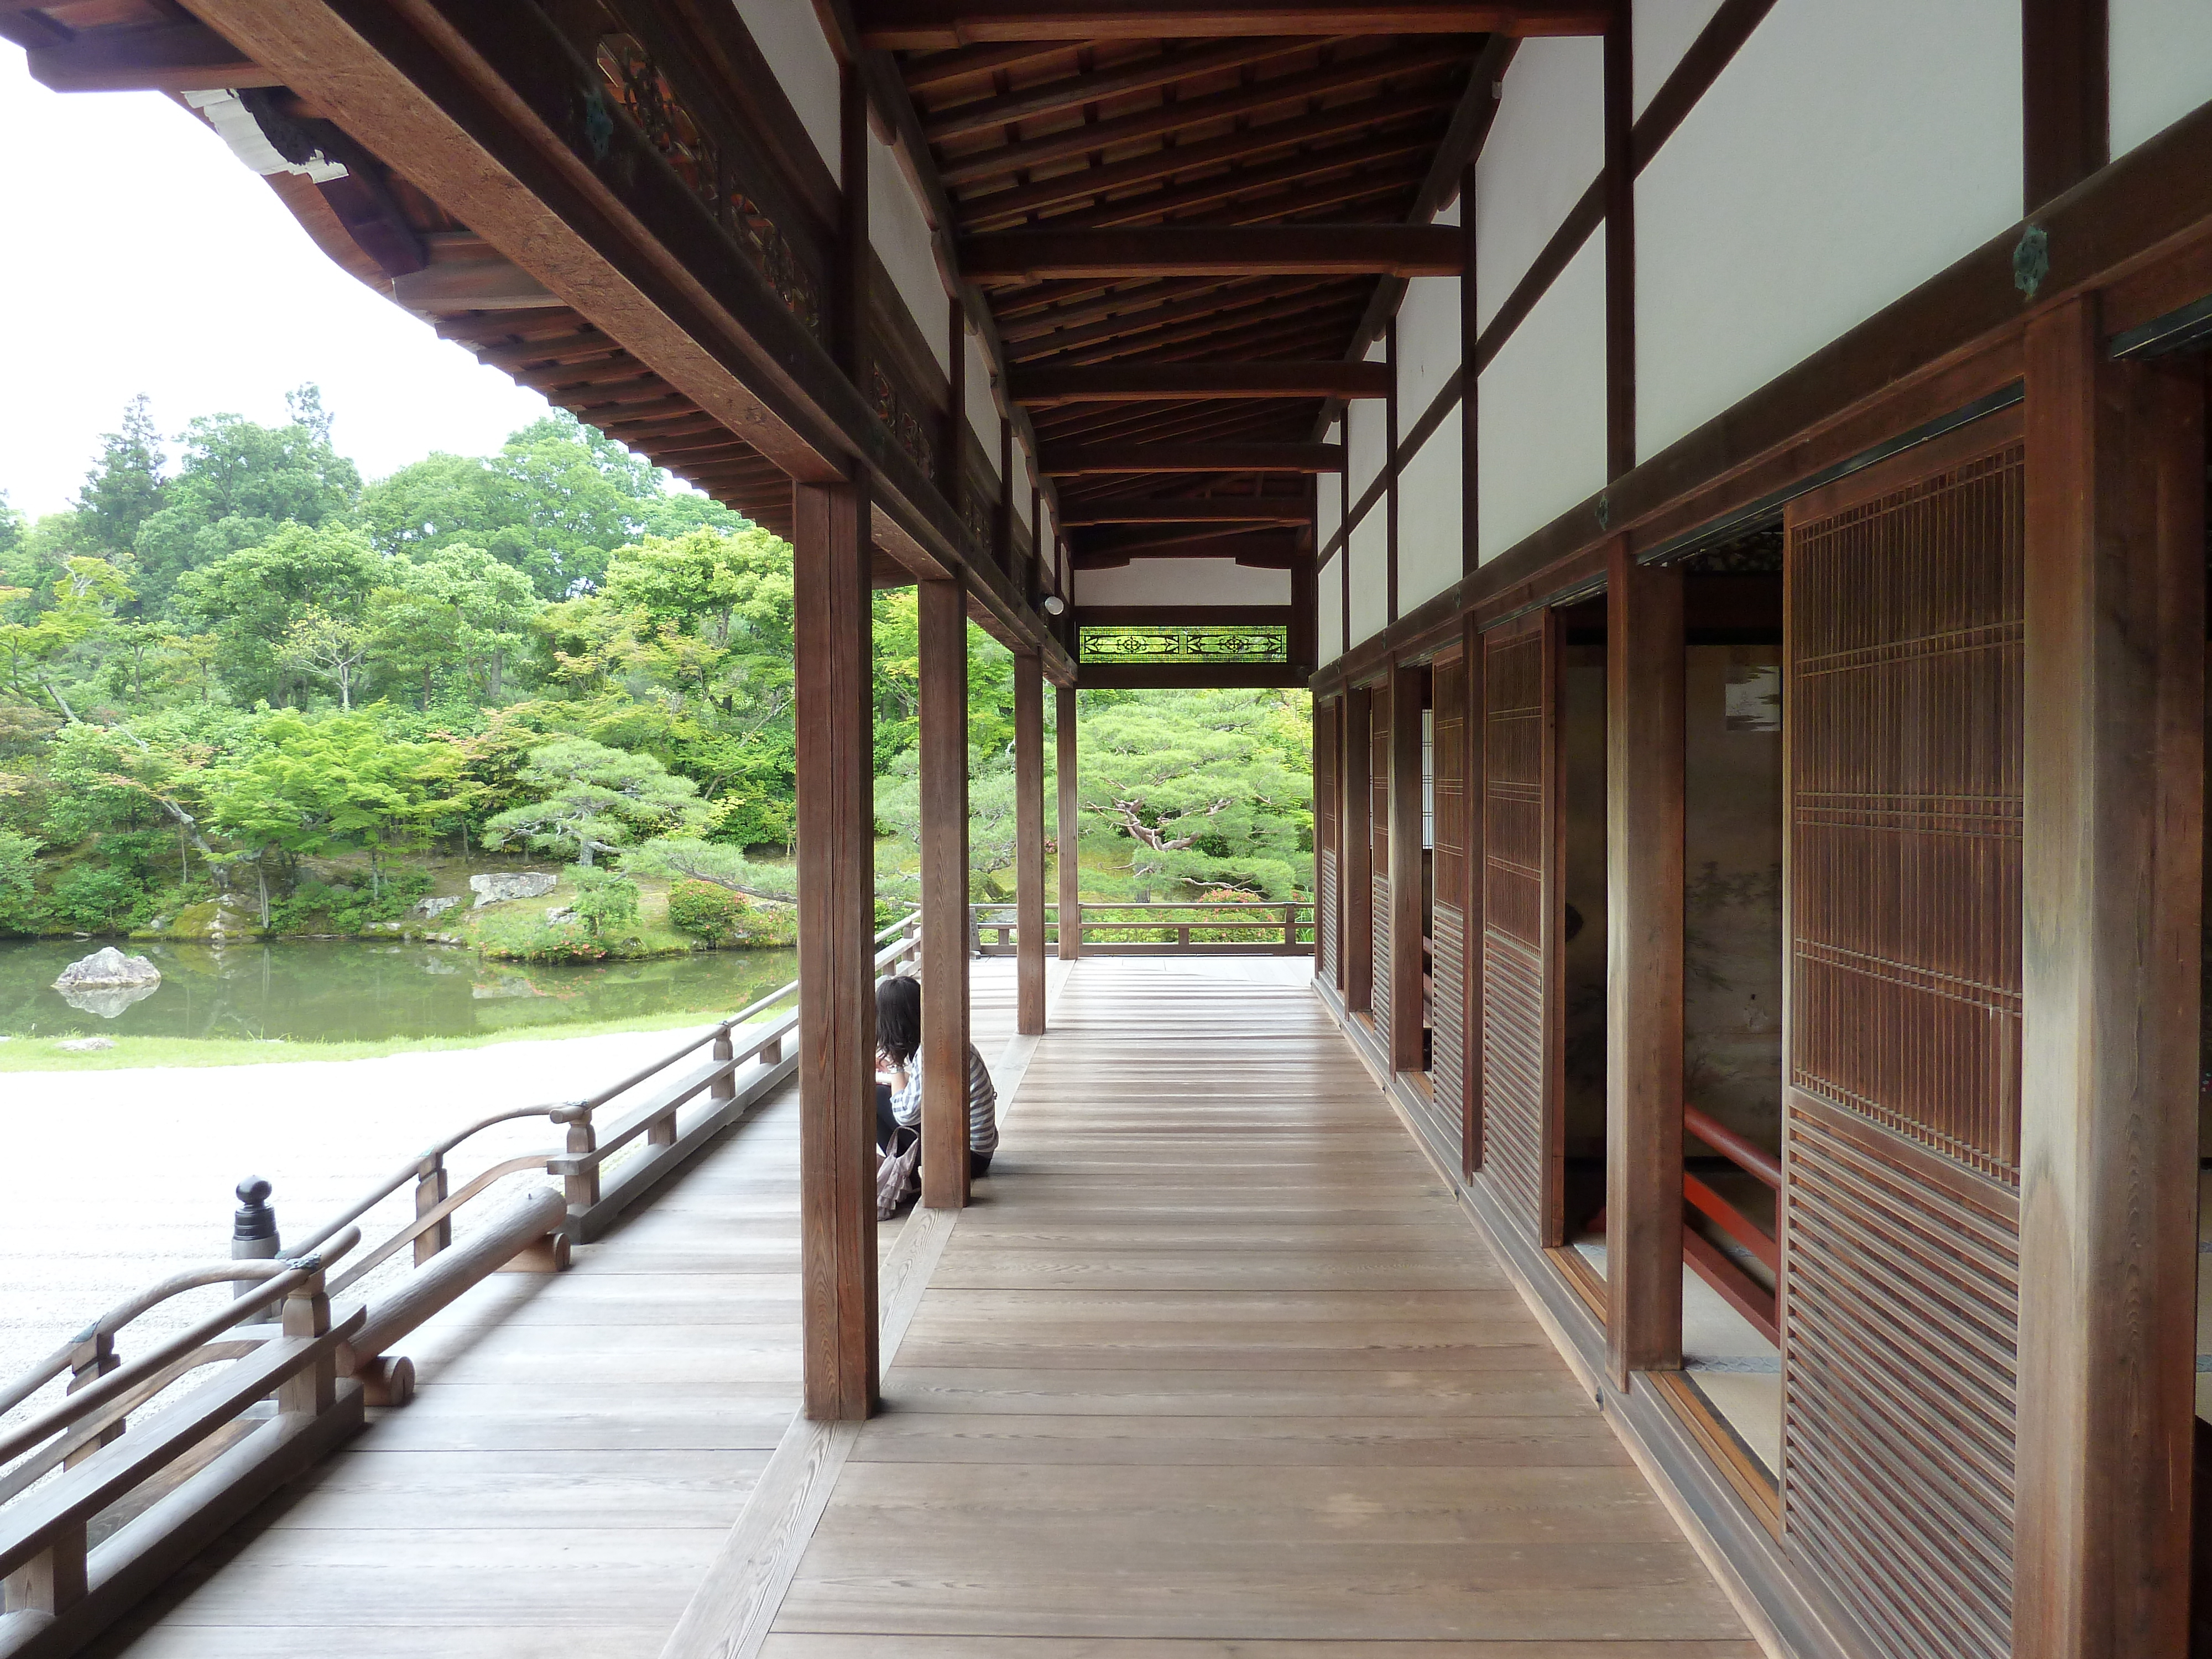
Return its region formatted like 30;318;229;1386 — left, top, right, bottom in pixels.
0;390;1311;940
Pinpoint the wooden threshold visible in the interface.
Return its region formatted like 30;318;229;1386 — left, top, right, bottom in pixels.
1650;1369;1783;1540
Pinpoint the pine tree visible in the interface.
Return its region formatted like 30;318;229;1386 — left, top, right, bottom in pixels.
76;394;166;564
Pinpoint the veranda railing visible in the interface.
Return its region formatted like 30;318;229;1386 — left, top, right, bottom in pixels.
0;911;922;1659
972;900;1313;956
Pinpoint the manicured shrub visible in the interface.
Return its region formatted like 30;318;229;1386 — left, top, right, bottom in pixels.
667;879;747;945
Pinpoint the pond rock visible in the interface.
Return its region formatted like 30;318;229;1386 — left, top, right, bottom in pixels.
414;894;461;919
53;947;161;991
544;905;577;924
57;1036;115;1052
469;872;557;907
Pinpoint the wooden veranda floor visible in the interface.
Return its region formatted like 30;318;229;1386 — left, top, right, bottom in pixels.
99;958;1756;1658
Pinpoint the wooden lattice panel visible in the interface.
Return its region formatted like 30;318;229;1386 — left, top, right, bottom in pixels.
1431;651;1469;1161
1479;618;1552;1237
1781;421;2025;1659
1315;700;1339;988
1371;691;1393;1044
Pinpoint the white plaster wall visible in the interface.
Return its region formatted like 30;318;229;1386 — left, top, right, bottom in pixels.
1399;403;1462;611
869;135;948;376
1346;344;1389;515
1348;495;1387;645
1398;262;1460;432
1317;420;1343;555
966;330;1000;477
2112;0;2212;157
1635;0;2022;463
1474;37;1603;329
1011;442;1033;529
1075;559;1290;606
734;0;839;174
1635;0;1727;117
1318;551;1344;664
1478;234;1606;562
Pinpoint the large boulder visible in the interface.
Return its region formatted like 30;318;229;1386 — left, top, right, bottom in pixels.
413;894;462;919
53;947;161;990
469;872;557;907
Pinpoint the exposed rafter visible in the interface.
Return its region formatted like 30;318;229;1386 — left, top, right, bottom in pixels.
966;225;1460;280
861;2;1608;49
1015;361;1392;404
1042;441;1343;473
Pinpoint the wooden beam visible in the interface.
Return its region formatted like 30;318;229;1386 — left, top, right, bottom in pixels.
1042;442;1343;474
1060;498;1313;525
858;1;1610;48
1032;132;1438;233
2015;295;2203;1659
392;255;559;311
937;41;1467;184
792;480;879;1422
1056;685;1081;960
1603;2;1634;480
1387;662;1425;1070
1073;529;1303;563
1016;361;1391;405
917;577;972;1211
1340;686;1374;1012
922;35;1318;143
1014;654;1048;1035
26;21;277;91
2023;0;2108;212
1602;538;1683;1389
965;226;1462;280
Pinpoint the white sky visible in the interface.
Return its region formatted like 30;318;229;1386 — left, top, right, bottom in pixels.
0;50;554;521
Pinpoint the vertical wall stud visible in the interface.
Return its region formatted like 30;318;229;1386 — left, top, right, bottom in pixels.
1461;161;1480;577
1603;2;1635;482
1385;320;1401;623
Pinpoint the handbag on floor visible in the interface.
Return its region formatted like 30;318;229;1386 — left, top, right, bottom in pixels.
876;1126;920;1220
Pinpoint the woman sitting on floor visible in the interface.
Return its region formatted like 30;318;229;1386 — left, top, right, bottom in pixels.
874;973;998;1177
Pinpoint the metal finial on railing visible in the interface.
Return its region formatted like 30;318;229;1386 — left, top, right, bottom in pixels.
232;1177;279;1322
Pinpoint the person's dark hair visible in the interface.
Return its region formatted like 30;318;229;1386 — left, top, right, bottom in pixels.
875;974;921;1066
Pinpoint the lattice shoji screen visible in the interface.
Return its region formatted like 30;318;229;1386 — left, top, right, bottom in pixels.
1370;690;1392;1045
1479;612;1554;1240
1430;649;1470;1167
1781;424;2024;1659
1316;698;1339;989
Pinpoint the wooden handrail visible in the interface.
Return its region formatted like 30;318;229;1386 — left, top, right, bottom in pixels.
1683;1102;1781;1191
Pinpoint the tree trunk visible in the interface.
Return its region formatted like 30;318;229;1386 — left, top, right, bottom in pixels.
255;859;270;930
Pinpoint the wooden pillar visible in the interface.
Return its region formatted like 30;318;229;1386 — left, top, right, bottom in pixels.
1385;319;1400;623
918;576;971;1211
1460;160;1479;577
2015;298;2204;1659
2023;0;2109;212
1015;653;1047;1034
792;478;878;1421
1342;685;1374;1012
1460;613;1485;1177
1603;0;1635;482
1056;683;1081;960
1602;537;1684;1388
1387;664;1426;1071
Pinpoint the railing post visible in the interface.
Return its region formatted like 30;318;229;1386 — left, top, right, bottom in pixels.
706;1024;735;1118
63;1330;119;1465
413;1157;451;1265
2;1520;86;1618
276;1262;336;1418
232;1177;280;1325
562;1112;599;1214
1283;904;1297;948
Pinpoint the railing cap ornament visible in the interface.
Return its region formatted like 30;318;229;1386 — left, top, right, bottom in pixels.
233;1178;276;1243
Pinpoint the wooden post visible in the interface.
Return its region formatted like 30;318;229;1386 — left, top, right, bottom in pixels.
1603;0;1634;482
1387;663;1426;1071
1342;685;1374;1012
2015;297;2204;1659
413;1160;450;1265
1384;319;1400;623
919;576;972;1210
1603;536;1684;1387
1461;612;1485;1177
1015;652;1047;1035
276;1267;335;1418
1460;160;1479;577
793;478;879;1421
1056;682;1081;959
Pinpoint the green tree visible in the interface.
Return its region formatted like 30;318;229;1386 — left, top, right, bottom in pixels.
368;541;539;708
132;387;361;613
0;557;133;719
77;394;168;568
0;829;39;931
175;521;382;703
482;736;711;865
567;864;640;939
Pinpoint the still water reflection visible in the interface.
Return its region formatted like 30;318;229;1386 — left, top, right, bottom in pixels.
0;941;799;1043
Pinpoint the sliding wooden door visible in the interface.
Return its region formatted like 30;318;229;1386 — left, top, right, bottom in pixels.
1430;643;1475;1171
1479;609;1561;1244
1315;696;1339;992
1370;687;1393;1042
1781;411;2023;1659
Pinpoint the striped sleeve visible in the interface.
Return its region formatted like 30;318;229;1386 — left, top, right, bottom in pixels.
967;1045;999;1156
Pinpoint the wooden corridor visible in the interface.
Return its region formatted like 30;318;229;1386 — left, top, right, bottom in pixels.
96;959;1756;1658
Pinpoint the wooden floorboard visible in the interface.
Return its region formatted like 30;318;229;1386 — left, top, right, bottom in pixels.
763;961;1756;1652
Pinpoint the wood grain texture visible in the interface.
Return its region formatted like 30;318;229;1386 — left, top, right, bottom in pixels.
1015;654;1048;1035
765;959;1749;1648
1602;540;1683;1386
2013;299;2204;1659
919;577;972;1210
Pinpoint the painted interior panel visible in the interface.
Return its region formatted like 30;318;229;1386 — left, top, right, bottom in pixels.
1319;552;1346;664
1348;379;1387;520
966;331;1000;477
1075;558;1290;607
1478;236;1605;562
2111;0;2212;157
1397;265;1460;432
733;0;838;171
1635;0;2022;463
869;135;948;377
1349;501;1388;644
1398;404;1462;613
1635;0;1728;117
1475;37;1602;330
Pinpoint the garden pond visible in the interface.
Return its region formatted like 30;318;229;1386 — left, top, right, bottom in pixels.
0;939;799;1043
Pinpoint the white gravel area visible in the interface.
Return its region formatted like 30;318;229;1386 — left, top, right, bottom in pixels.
0;1023;732;1426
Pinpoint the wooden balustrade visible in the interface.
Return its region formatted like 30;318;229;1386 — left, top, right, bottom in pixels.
1680;1102;1780;1345
973;900;1313;957
0;910;922;1659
